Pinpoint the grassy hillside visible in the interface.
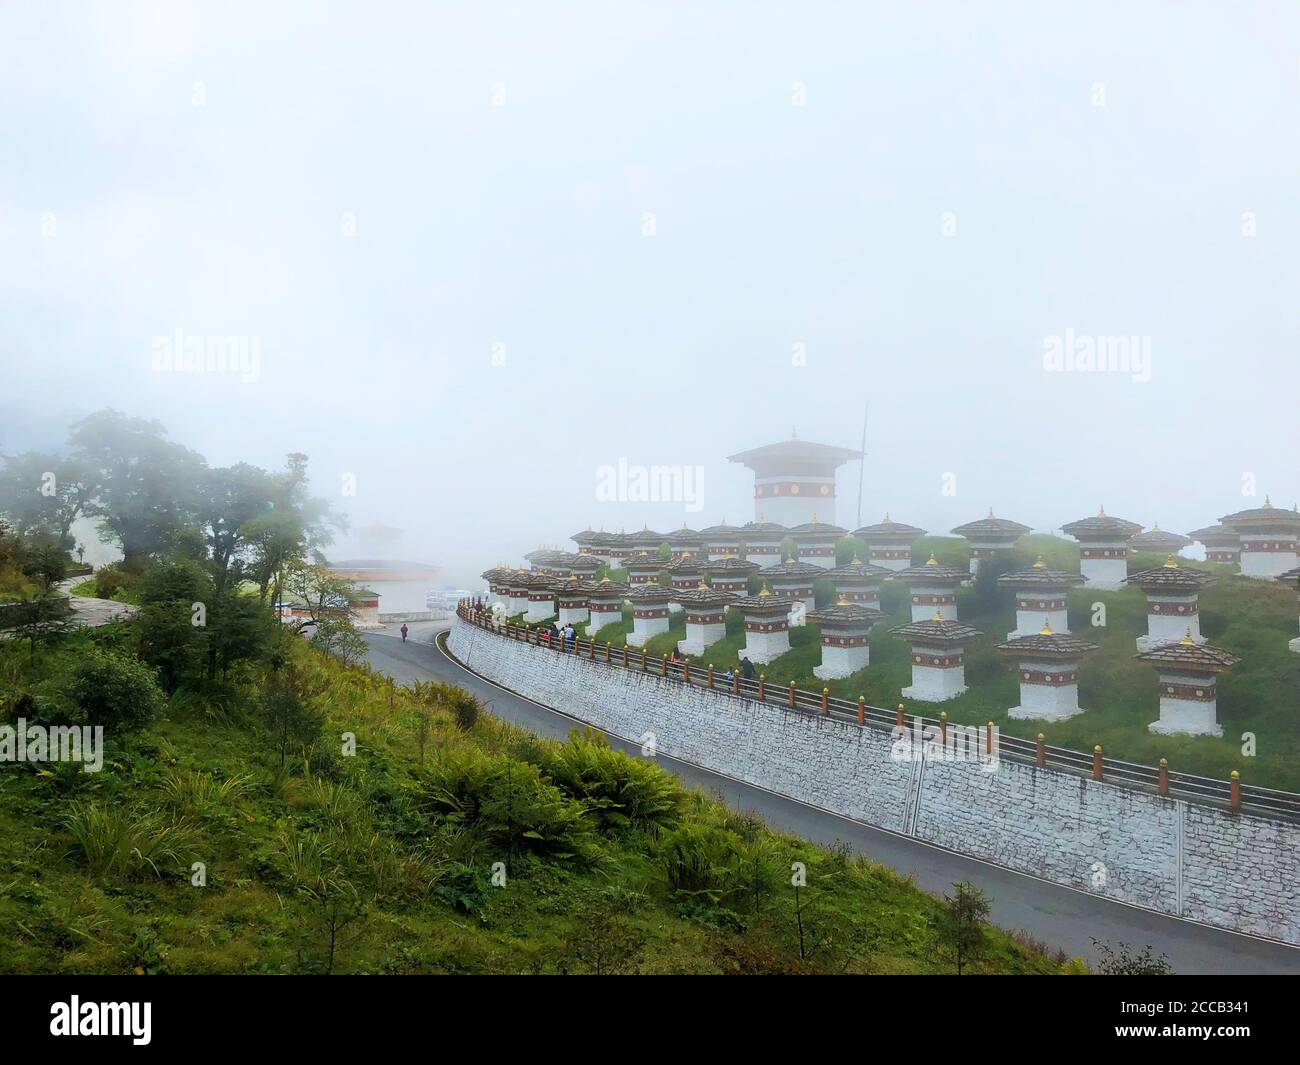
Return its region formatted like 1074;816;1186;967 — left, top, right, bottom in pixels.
0;626;1062;975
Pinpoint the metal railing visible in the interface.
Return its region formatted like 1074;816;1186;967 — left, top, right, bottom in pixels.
455;603;1300;822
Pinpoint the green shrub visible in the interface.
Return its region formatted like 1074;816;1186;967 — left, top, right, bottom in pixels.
63;802;198;879
66;647;167;732
420;746;595;858
658;823;743;901
93;565;131;600
542;728;682;832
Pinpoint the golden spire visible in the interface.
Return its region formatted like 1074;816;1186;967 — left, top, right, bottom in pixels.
1039;617;1055;636
1264;495;1273;507
932;607;945;622
812;512;819;523
851;553;862;565
988;507;995;518
1099;504;1106;516
1032;555;1047;570
837;593;850;606
1153;521;1160;531
1180;627;1195;645
884;511;891;522
1162;554;1179;569
925;553;938;566
759;584;772;597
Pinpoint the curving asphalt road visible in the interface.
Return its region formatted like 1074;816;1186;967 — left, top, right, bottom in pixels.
362;628;1300;975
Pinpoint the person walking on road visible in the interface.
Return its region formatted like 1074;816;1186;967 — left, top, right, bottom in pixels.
400;623;409;643
741;656;755;680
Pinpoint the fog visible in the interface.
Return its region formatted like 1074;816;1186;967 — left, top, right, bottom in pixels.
2;1;1297;587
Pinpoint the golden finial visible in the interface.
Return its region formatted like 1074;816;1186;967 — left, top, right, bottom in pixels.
759;584;772;597
1162;554;1179;569
988;507;995;518
884;511;891;522
851;553;862;565
1039;617;1054;636
1099;504;1106;516
1153;521;1160;531
837;593;850;606
1032;555;1047;570
785;557;796;566
697;580;708;591
812;512;819;523
1180;627;1194;645
925;553;938;566
932;607;944;621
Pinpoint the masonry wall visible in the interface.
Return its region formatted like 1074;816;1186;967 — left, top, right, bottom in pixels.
448;618;1300;946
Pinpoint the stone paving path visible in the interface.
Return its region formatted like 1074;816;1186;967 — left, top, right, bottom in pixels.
55;577;138;628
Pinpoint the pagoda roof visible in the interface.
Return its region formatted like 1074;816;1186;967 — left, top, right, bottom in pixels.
1128;526;1193;551
852;516;926;539
1275;567;1300;585
1123;560;1216;591
589;577;630;595
895;557;970;583
480;565;514;581
789;518;848;536
570;527;599;544
739;519;789;535
728;438;863;467
807;602;886;627
705;555;761;574
697;520;740;537
997;560;1086;588
664;552;709;572
1187;524;1239;542
556;577;603;595
665;525;703;545
890;617;983;643
1134;637;1241;672
623;526;663;540
1060;509;1143;537
626;581;674;602
825;557;894;579
951;512;1031;538
624;552;666;569
997;629;1098;658
731;588;798;611
1220;498;1300;526
766;558;826;578
673;585;740;607
523;548;568;562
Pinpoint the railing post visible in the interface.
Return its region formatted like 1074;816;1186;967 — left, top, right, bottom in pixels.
623;645;629;668
1230;770;1241;812
732;671;740;696
682;661;690;684
639;648;646;671
986;721;994;755
758;674;765;700
707;664;714;690
821;687;829;716
661;655;668;677
604;643;611;663
1036;733;1045;767
589;638;595;658
1092;745;1103;781
939;711;947;746
857;696;865;725
788;681;796;708
896;702;905;730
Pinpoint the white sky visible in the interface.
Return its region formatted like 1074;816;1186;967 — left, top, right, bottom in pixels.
2;1;1297;584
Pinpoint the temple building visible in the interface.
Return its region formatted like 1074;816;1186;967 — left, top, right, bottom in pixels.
891;612;983;703
556;577;595;628
791;516;848;569
1135;633;1240;737
666;524;704;560
1060;507;1143;590
1187;524;1241;565
624;552;665;586
950;510;1031;576
1124;557;1216;650
626;581;673;647
664;552;708;611
1278;567;1300;654
997;557;1086;638
1220;498;1300;579
997;622;1097;721
732;586;797;664
728;435;863;527
504;570;532;616
624;526;665;557
852;514;926;573
699;520;742;560
571;527;603;560
586;577;628;634
705;554;760;595
604;530;636;569
896;555;968;622
523;573;559;622
737;517;788;569
808;597;884;679
523;548;566;572
823;555;891;608
766;558;822;613
1128;524;1192;556
675;584;736;656
480;565;512;609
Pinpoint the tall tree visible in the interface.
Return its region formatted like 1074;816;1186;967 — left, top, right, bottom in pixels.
69;410;206;569
0;451;95;550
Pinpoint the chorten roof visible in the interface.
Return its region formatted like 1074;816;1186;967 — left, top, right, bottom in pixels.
895;555;969;583
1134;633;1240;673
1128;525;1193;552
890;616;983;644
825;556;894;580
951;511;1031;538
1123;557;1216;592
706;555;761;574
1060;508;1143;538
1220;498;1300;527
852;514;926;540
997;622;1097;659
766;558;825;578
790;517;848;537
739;518;789;536
997;557;1086;588
1187;523;1240;543
807;601;885;627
